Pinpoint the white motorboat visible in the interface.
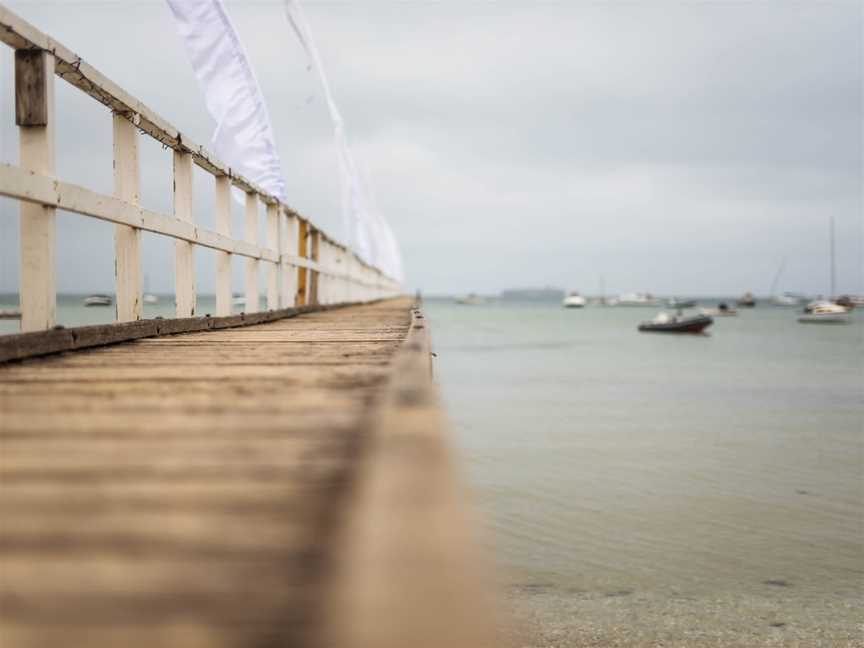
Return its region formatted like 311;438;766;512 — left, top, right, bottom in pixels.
143;294;159;304
617;292;659;307
798;301;850;324
562;292;586;308
83;294;112;307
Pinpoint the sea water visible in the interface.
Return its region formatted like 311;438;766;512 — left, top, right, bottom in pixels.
425;299;863;646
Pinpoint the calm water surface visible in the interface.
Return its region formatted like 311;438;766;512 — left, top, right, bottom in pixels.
426;299;863;645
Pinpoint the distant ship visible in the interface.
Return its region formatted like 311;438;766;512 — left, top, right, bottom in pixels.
83;294;112;307
562;292;586;308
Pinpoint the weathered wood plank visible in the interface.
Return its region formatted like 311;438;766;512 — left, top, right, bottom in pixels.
173;151;195;317
14;49;47;126
113;113;142;322
297;219;309;306
214;175;232;317
244;192;259;313
17;49;55;332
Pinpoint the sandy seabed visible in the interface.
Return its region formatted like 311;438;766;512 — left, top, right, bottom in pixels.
506;586;864;648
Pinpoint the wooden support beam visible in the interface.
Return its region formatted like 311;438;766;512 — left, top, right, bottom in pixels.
173;151;195;317
214;175;232;317
113;114;141;322
309;228;320;306
244;192;259;313
266;203;279;310
16;49;55;332
296;219;308;307
279;209;296;308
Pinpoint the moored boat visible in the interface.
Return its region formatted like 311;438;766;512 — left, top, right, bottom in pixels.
736;292;756;308
562;292;586;308
638;312;713;334
798;301;850;324
771;292;803;306
83;294;112;307
700;302;737;317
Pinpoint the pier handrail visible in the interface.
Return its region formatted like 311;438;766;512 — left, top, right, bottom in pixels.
0;5;400;332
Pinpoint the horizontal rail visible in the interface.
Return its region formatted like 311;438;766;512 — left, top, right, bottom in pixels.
0;163;393;290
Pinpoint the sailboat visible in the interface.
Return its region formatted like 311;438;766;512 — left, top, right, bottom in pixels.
799;216;849;325
768;259;802;306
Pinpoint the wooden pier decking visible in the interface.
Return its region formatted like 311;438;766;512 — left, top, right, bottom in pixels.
0;299;497;648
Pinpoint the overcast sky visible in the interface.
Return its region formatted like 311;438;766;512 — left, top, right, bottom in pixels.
0;0;861;297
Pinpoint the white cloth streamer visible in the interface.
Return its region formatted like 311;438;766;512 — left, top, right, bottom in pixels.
166;0;287;204
284;0;403;281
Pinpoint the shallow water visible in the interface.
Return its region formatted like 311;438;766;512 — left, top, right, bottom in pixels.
425;299;863;645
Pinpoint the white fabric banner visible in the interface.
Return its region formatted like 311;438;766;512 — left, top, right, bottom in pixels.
166;0;287;204
284;0;403;281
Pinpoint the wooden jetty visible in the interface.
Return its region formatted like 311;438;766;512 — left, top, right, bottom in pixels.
0;6;498;648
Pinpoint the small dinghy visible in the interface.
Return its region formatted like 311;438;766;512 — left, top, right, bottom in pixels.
638;311;713;334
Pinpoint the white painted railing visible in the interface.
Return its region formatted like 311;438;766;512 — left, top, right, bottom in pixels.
0;5;401;332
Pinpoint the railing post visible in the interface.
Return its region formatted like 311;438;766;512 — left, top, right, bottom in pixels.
214;175;232;316
16;49;55;332
173;151;195;317
244;192;259;313
296;219;308;306
279;209;294;308
266;202;279;310
113;114;141;322
309;228;320;306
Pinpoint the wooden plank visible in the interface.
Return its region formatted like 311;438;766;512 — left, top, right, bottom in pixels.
173;151;195;317
14;49;47;126
214;176;232;317
113;113;142;322
0;303;354;364
297;219;308;307
266;203;279;310
244;193;259;313
17;49;55;332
